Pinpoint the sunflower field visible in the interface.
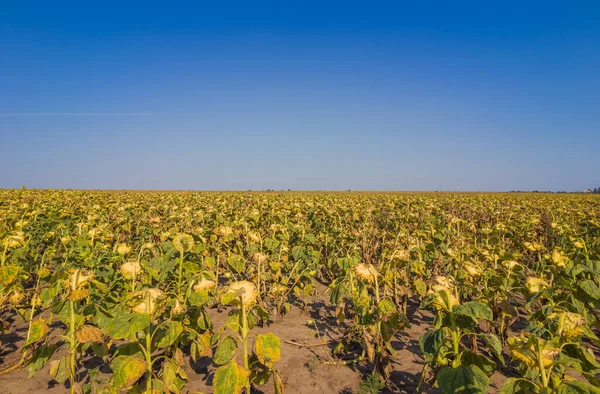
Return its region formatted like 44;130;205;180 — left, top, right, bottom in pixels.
0;190;599;393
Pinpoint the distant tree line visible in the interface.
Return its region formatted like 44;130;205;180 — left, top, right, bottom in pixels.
508;189;600;194
509;190;572;193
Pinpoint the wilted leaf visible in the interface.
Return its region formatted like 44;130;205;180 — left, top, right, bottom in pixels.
75;325;104;343
273;369;285;394
214;361;250;394
49;355;70;384
198;331;213;357
0;265;21;285
25;319;48;346
254;333;281;368
110;355;147;389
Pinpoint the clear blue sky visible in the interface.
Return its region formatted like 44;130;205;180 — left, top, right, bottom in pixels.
1;1;599;191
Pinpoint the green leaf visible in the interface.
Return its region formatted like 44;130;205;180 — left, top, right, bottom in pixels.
583;327;600;346
378;299;396;315
582;372;600;387
482;333;505;366
214;361;250;394
221;291;237;306
255;305;270;322
197;310;212;331
145;256;177;282
114;342;145;359
154;321;183;348
91;342;109;358
110;355;147;389
39;286;59;307
453;301;493;321
444;312;477;331
254;333;281;368
414;279;427;297
190;340;201;363
94;304;150;341
224;310;242;332
250;365;271;385
579;280;600;300
419;328;448;358
570;264;588;277
264;238;280;252
26;344;56;377
214;336;238;365
25;319;48;347
291;246;304;261
16;307;33;322
499;377;537;394
189;290;209;307
162;358;189;393
226;255;245;275
460;351;497;377
436;365;489;394
562;344;600;372
556;381;600;394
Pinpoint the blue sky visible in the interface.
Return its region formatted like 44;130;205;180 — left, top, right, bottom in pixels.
1;1;599;191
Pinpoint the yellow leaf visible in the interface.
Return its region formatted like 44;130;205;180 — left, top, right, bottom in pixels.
254;333;281;368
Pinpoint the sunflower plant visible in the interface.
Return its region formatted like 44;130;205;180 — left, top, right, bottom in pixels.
417;276;505;394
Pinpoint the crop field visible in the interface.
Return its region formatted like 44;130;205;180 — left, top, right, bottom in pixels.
0;190;599;394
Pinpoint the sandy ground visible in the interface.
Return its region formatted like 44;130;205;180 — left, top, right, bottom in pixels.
0;284;511;394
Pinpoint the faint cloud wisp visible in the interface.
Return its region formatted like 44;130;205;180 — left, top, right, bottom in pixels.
0;112;151;116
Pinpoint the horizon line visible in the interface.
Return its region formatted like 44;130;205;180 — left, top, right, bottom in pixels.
0;188;592;194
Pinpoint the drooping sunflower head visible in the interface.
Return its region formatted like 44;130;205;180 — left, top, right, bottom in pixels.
120;261;142;280
173;233;194;253
525;277;548;294
355;263;378;282
225;280;257;308
131;288;164;315
116;243;132;255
